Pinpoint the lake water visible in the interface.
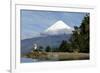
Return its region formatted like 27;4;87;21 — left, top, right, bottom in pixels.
21;58;40;63
21;57;59;63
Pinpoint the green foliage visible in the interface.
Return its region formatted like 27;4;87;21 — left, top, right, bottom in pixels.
38;46;44;51
79;14;89;52
58;40;72;52
45;46;51;52
69;14;90;53
58;14;89;53
59;40;67;52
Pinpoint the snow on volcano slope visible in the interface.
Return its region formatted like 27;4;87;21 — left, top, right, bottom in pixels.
41;20;74;35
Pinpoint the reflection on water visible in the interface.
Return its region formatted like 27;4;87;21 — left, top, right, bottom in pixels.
21;58;39;63
21;57;60;63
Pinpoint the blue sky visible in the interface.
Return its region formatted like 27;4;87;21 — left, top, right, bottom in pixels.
21;10;88;40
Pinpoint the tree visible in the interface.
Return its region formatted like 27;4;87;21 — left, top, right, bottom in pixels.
45;46;51;52
59;40;66;52
69;14;90;53
69;26;81;52
38;46;43;51
79;14;89;52
58;40;71;52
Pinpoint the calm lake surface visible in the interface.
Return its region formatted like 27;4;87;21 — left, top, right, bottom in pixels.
21;57;59;63
21;58;39;63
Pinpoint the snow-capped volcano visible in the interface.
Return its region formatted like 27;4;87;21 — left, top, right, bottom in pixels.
41;20;74;35
22;21;74;54
46;20;73;31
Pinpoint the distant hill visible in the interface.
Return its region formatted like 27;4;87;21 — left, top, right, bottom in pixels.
21;34;71;55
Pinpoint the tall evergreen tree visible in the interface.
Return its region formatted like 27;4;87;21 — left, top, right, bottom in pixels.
45;46;51;52
69;14;90;53
79;14;89;52
59;40;71;52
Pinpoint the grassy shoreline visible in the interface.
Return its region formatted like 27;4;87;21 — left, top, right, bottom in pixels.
23;52;89;61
